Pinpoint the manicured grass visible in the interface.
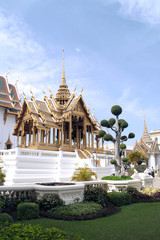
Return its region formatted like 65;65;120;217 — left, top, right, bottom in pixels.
23;202;160;240
102;176;132;180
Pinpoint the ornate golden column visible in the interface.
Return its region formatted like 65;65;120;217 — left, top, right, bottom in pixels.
88;130;90;148
53;129;55;144
76;122;79;148
61;123;64;147
57;129;60;145
29;126;31;145
91;126;94;149
37;129;40;143
83;118;87;148
33;126;35;145
69;115;72;148
45;131;48;144
48;131;50;144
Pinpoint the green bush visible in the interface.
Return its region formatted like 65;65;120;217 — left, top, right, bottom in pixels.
17;202;39;220
102;176;132;180
125;186;140;200
0;191;37;212
0;200;4;212
38;194;64;211
0;223;82;240
125;186;153;201
0;213;13;223
49;202;102;216
110;159;117;165
108;192;131;206
84;186;108;207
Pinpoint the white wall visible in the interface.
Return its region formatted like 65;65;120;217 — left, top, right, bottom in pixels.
0;107;17;149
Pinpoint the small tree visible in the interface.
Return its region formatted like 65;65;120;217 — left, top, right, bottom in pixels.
71;167;97;181
128;151;148;166
99;105;135;167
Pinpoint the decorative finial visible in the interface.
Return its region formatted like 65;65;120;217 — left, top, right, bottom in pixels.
43;88;46;96
30;88;34;97
73;86;76;93
23;88;26;98
92;109;95;115
61;49;66;85
80;87;83;95
143;110;147;132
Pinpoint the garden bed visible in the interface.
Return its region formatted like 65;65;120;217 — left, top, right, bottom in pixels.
36;182;75;186
40;202;120;221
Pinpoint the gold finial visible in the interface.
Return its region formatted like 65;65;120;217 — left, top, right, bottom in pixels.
30;88;34;97
143;110;147;132
43;88;46;96
80;87;83;95
6;69;10;80
23;88;26;98
92;109;95;115
62;49;66;85
73;86;76;94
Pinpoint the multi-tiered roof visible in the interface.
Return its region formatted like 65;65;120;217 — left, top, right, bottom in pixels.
0;76;21;113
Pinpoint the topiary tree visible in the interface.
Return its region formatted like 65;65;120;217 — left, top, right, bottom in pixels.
99;105;135;168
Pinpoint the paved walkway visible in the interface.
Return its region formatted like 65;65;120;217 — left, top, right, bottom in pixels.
153;177;160;188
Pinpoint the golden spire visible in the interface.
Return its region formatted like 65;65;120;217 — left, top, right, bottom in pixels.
143;110;147;132
62;49;66;85
142;110;152;143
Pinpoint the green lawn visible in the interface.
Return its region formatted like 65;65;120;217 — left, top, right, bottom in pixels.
24;202;160;240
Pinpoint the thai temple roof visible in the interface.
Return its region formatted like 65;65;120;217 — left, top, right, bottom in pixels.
13;51;101;135
133;113;160;155
0;76;21;113
141;115;152;143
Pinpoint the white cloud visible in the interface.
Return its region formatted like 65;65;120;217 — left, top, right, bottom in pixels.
108;0;160;25
0;8;88;100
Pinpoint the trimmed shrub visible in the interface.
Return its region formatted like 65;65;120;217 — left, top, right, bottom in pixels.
110;159;117;165
84;186;108;207
108;192;131;206
0;191;37;212
102;176;132;180
17;202;39;220
125;186;153;201
38;194;64;211
0;213;13;223
0;200;4;212
48;202;103;216
0;223;82;240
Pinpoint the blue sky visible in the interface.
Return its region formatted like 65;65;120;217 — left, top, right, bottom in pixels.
0;0;160;145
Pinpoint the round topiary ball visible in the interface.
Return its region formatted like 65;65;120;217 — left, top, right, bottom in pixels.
122;157;128;163
121;135;127;141
111;105;122;116
108;118;116;126
120;143;127;150
100;120;110;128
103;134;113;141
128;133;135;139
99;130;106;138
118;119;128;129
110;159;117;165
